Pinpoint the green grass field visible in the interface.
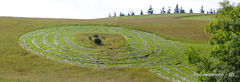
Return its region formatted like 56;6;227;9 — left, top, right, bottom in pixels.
0;14;214;81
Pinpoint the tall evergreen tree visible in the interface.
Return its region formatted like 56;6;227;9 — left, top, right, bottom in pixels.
167;7;171;13
209;9;213;14
128;12;130;16
108;13;111;17
174;4;179;13
148;5;154;14
180;7;185;13
113;12;116;17
140;10;143;15
200;5;205;13
160;7;166;14
213;10;216;14
119;12;125;16
189;8;193;13
131;11;135;16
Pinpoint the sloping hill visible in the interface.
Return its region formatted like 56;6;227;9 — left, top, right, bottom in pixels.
0;14;213;81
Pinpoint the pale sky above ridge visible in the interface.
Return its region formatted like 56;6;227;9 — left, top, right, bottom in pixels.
0;0;239;19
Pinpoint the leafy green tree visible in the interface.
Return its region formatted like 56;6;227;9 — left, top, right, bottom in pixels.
174;4;179;13
184;47;201;64
189;0;240;81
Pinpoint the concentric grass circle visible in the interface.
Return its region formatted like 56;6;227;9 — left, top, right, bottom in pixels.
19;25;197;81
19;25;166;66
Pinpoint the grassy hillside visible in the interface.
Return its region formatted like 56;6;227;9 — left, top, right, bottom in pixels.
95;13;213;43
0;14;214;81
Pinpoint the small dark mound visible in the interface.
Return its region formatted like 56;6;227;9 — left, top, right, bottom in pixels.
94;38;102;45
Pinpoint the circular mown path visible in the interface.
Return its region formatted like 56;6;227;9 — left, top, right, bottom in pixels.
19;25;197;81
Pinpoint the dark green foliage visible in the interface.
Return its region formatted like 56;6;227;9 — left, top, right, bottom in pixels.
184;47;201;64
192;0;240;81
94;38;102;45
93;34;99;37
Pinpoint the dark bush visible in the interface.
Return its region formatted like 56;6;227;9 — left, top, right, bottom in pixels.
94;38;102;45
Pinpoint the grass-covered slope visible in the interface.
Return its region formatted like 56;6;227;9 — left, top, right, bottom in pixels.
178;14;214;21
0;17;171;82
96;13;213;43
0;13;213;81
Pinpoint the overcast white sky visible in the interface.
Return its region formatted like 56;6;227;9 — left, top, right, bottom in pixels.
0;0;239;19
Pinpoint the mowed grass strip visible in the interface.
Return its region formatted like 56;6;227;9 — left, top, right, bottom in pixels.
178;14;214;21
73;33;127;49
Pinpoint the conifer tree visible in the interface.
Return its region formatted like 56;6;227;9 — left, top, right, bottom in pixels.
140;10;143;15
148;5;154;14
200;5;205;13
160;7;166;14
189;8;193;13
167;7;171;13
174;4;179;13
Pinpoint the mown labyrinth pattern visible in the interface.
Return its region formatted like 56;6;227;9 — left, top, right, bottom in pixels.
19;25;197;81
